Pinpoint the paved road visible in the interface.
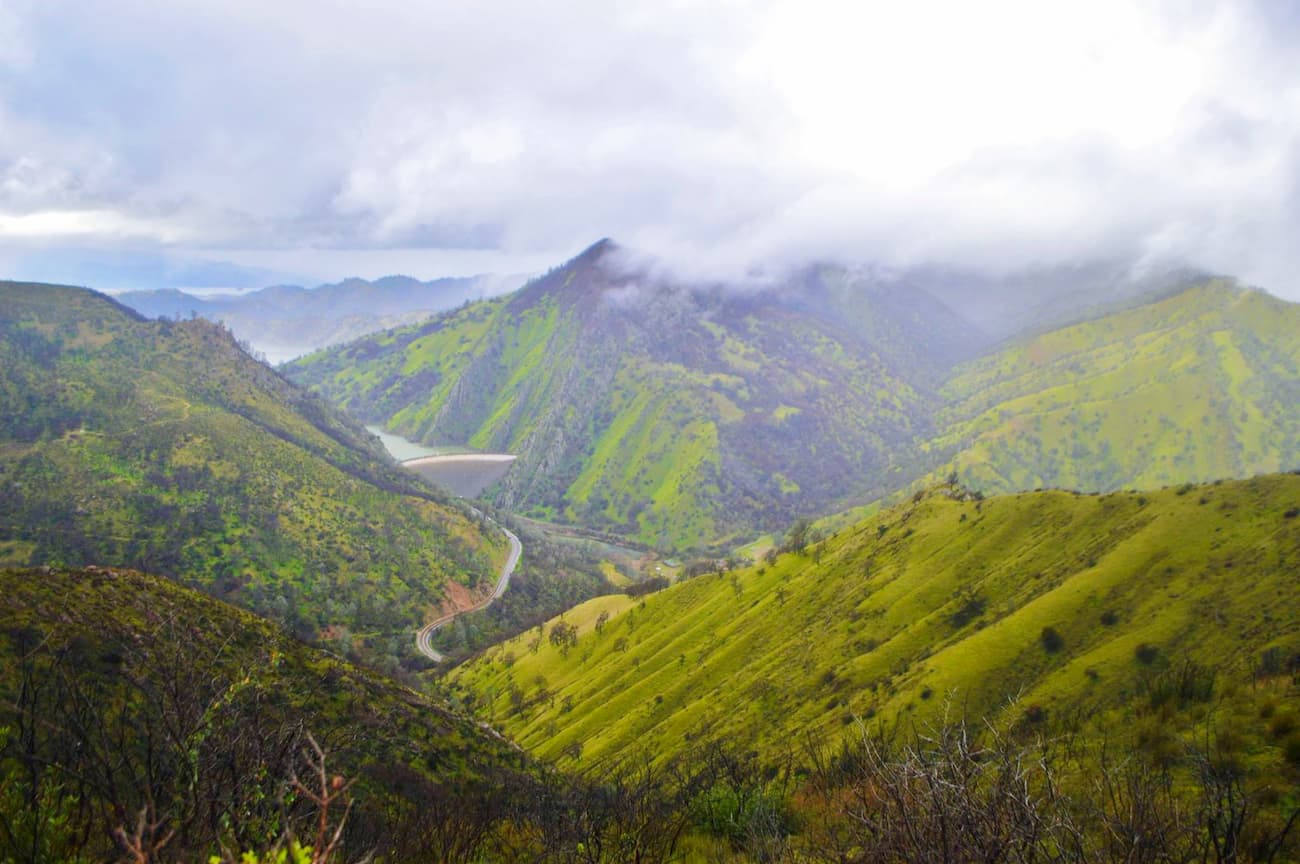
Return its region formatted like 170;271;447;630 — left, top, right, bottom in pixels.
415;514;522;663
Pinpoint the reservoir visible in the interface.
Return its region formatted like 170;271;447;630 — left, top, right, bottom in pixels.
366;425;516;498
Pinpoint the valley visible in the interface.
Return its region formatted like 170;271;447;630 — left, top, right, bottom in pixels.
4;257;1299;862
8;7;1300;860
290;243;1300;556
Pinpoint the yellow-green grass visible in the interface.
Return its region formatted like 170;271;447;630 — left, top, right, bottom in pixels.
449;473;1300;769
928;281;1300;495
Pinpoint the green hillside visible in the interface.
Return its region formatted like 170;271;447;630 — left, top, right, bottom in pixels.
288;243;969;551
450;473;1300;777
930;280;1300;493
0;281;505;653
0;565;579;861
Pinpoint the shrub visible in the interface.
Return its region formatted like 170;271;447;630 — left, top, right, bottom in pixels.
1100;610;1119;626
949;594;986;628
1259;646;1285;677
1140;659;1215;709
1135;643;1160;666
1285;734;1300;766
1269;712;1296;739
1040;627;1065;654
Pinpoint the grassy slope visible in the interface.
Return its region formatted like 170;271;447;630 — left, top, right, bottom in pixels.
450;473;1300;771
930;281;1300;493
288;252;932;551
0;282;504;643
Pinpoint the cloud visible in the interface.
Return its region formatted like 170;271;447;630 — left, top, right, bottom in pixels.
1;1;1299;297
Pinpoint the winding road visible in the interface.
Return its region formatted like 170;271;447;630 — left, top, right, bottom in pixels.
415;513;522;663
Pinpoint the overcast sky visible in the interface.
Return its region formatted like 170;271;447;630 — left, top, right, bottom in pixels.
1;0;1299;297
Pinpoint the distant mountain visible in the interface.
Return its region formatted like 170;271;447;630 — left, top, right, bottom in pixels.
118;273;525;362
929;279;1300;493
287;241;982;550
0;281;506;648
450;473;1300;775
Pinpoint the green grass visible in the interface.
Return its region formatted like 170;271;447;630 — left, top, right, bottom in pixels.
927;282;1300;494
449;473;1300;772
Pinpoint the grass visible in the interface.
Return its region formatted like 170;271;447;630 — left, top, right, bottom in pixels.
927;281;1300;495
449;472;1300;772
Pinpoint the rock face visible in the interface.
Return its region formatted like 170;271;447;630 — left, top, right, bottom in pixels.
288;242;981;550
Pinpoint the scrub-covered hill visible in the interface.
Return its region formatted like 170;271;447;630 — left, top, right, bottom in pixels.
288;241;977;550
0;565;577;862
450;473;1300;774
0;281;505;647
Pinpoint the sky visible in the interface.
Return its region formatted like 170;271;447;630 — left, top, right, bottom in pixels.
1;0;1299;297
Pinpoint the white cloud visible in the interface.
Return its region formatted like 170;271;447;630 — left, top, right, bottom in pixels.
1;0;1299;297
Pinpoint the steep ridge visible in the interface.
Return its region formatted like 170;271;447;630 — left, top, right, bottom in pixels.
450;473;1300;770
930;280;1300;493
0;281;505;646
288;242;977;550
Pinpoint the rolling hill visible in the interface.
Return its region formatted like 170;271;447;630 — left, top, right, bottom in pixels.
930;280;1300;494
0;281;505;651
449;473;1300;775
286;241;980;551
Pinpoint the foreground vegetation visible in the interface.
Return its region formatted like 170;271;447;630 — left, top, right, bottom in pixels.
5;566;1296;862
0;282;504;663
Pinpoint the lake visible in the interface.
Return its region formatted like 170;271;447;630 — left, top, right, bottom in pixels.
367;425;516;498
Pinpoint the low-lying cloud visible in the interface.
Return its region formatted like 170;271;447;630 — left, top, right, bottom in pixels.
1;0;1298;297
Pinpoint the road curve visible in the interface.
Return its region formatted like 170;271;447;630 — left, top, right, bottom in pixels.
416;513;522;663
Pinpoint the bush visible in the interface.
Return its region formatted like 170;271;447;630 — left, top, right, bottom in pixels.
1140;659;1215;709
1285;734;1300;766
949;594;986;628
1040;627;1065;654
1135;643;1160;666
1100;610;1119;626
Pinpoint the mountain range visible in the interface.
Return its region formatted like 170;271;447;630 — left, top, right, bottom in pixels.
117;273;524;362
288;240;1300;552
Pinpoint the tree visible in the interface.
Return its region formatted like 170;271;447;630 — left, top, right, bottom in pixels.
783;517;812;554
549;620;579;655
